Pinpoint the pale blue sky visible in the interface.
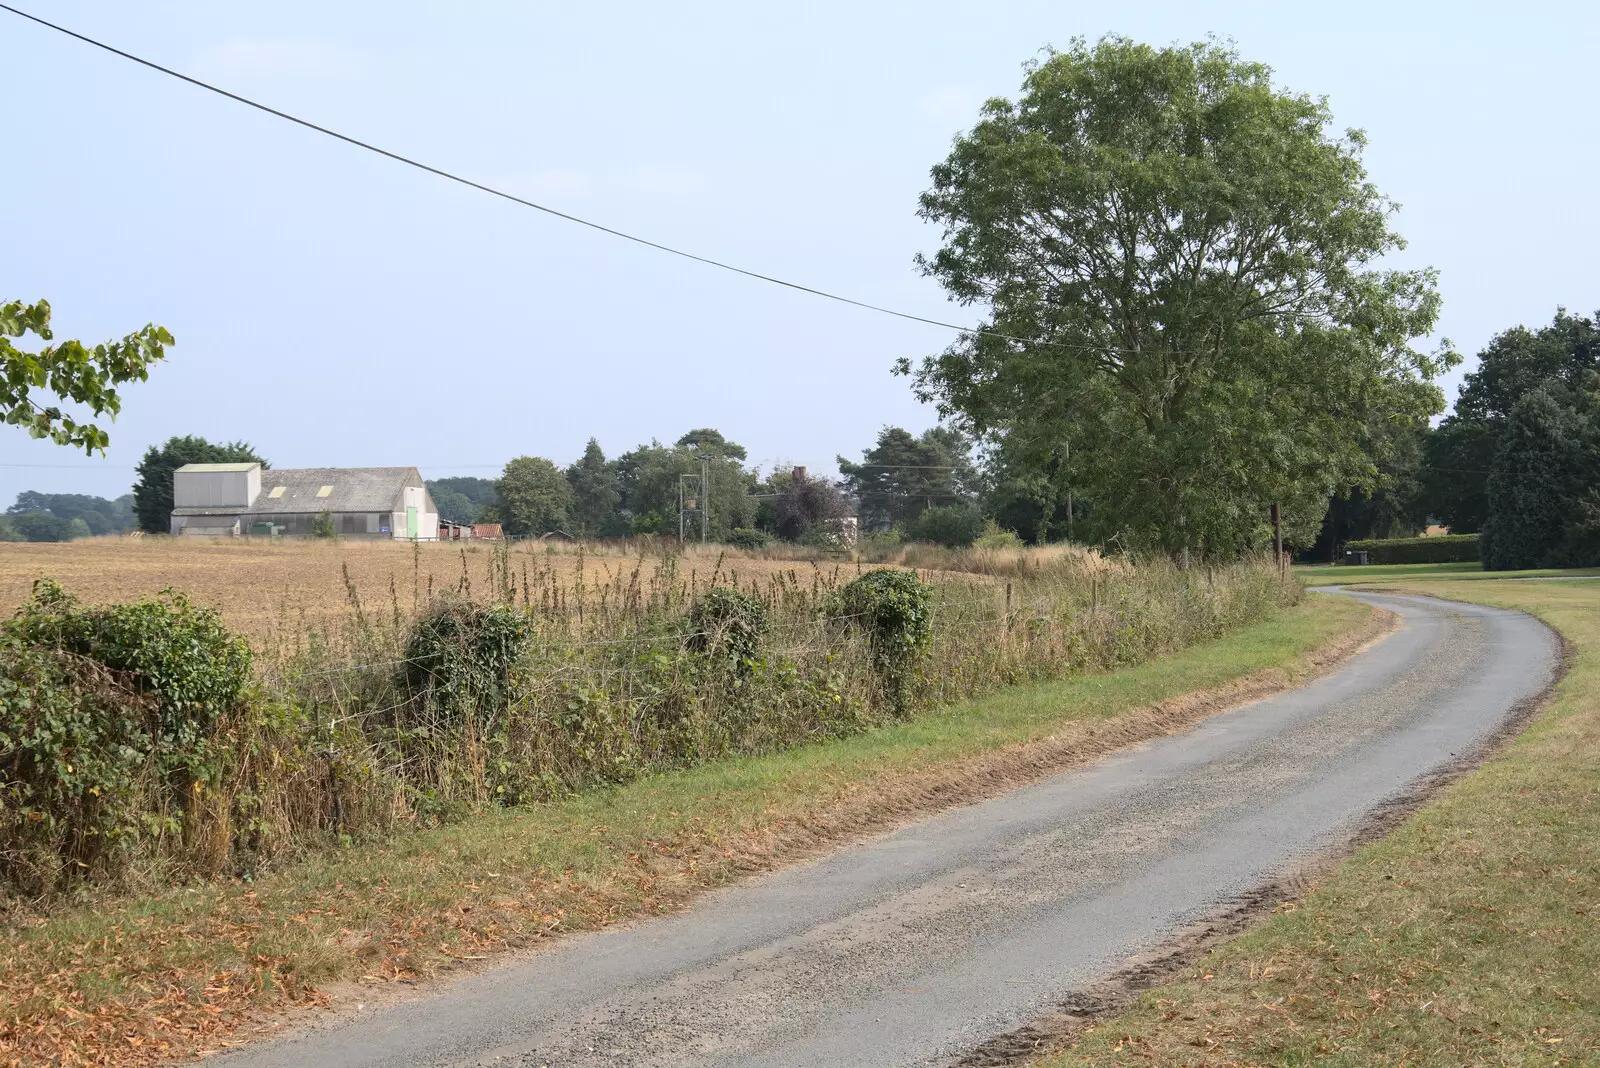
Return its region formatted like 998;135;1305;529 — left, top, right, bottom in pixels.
4;1;1597;505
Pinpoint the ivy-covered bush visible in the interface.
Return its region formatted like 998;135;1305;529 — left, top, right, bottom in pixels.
11;579;251;778
827;569;933;712
0;579;253;892
402;598;531;725
688;587;769;668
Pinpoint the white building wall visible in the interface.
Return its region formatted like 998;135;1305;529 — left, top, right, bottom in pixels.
392;485;440;540
174;517;242;536
174;466;261;508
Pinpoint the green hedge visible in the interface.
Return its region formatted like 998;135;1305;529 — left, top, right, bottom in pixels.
1343;534;1480;565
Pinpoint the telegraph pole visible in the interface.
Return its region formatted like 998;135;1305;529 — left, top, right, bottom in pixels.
1271;501;1283;574
701;458;709;544
1065;438;1072;543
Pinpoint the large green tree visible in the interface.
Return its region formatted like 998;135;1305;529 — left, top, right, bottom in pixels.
1419;419;1496;534
8;510;76;542
496;456;575;537
565;438;624;538
906;37;1451;556
838;426;981;531
1479;389;1588;570
2;299;172;453
615;431;756;539
674;428;747;461
1420;309;1600;534
132;436;268;534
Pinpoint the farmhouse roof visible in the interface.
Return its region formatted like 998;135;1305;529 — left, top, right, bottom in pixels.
244;467;423;515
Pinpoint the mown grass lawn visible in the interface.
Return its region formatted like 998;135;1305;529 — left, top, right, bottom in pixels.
1;596;1375;1068
1297;561;1600;585
1047;578;1600;1066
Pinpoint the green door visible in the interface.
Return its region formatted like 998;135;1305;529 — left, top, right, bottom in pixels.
406;506;418;539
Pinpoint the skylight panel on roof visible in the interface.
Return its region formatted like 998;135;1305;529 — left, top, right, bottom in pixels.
317;485;334;497
268;486;286;498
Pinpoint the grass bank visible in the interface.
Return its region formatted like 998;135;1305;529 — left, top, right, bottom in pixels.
1043;577;1600;1066
0;595;1376;1067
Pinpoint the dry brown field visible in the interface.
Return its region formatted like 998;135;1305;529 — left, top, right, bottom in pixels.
0;537;862;644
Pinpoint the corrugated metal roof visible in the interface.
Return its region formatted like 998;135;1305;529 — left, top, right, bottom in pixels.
244;467;423;515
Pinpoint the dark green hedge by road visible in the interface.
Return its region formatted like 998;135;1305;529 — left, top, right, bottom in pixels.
1343;534;1480;565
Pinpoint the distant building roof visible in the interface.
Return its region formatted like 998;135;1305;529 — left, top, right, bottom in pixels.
244;467;424;515
176;462;260;473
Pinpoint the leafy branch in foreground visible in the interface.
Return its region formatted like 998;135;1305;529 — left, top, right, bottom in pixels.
0;299;172;453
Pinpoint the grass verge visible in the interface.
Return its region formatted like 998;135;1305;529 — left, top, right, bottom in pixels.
1297;561;1600;585
0;596;1377;1067
1041;578;1600;1066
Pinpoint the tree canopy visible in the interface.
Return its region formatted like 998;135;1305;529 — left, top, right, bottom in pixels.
773;468;851;541
565;439;624;538
838;426;980;531
906;37;1452;556
426;476;497;525
1421;309;1600;536
614;435;757;539
7;491;135;536
496;456;574;537
132;436;268;534
1;299;171;453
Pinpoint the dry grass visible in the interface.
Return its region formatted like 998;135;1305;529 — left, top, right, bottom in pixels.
0;537;1135;646
1041;577;1600;1066
0;539;877;644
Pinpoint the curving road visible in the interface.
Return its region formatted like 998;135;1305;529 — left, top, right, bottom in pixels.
217;590;1556;1068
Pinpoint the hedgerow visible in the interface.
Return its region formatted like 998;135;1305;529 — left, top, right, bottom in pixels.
1343;534;1480;565
1;550;1297;897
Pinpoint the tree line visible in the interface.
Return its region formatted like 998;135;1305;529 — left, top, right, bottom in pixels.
428;425;999;548
1284;308;1599;566
0;491;136;542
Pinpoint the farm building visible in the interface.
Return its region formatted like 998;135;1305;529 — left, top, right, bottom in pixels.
170;463;440;539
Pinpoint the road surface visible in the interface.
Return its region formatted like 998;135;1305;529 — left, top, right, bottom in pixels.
218;590;1556;1068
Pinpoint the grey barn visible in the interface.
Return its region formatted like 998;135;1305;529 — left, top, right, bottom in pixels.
170;463;441;539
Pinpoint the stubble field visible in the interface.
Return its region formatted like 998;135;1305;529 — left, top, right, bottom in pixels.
0;537;860;645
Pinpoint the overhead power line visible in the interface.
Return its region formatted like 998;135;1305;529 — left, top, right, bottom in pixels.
0;2;1031;344
0;4;1252;361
